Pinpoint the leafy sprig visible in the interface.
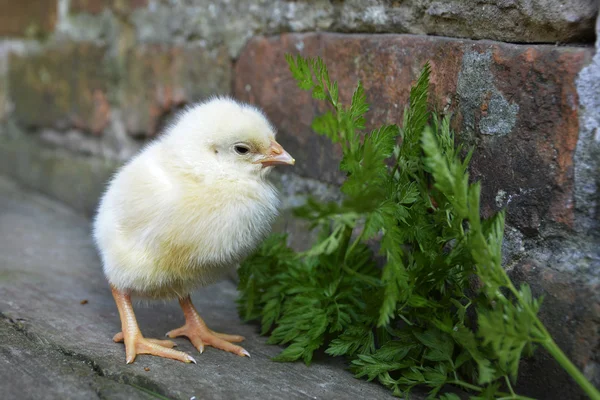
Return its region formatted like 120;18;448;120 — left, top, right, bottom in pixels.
237;55;600;400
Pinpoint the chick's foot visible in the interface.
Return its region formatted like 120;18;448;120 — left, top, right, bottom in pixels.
111;286;196;364
167;295;249;358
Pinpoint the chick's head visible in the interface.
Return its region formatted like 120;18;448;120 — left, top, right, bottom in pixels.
163;97;294;180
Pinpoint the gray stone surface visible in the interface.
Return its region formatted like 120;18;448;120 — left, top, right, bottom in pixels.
1;320;156;400
128;1;598;54
0;176;396;400
416;0;597;43
457;49;519;137
57;1;597;60
576;15;600;236
0;121;121;218
129;0;335;57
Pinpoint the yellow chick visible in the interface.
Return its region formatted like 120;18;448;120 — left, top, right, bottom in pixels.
93;97;295;364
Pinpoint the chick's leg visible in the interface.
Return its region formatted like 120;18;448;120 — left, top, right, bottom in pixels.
166;296;249;357
111;286;196;364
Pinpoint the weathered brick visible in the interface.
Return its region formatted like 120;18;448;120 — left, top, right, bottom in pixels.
121;45;231;136
9;43;111;135
70;0;147;15
510;260;600;399
0;0;58;37
234;33;593;232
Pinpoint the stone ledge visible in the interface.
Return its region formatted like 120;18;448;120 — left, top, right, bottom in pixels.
1;318;157;400
0;176;397;400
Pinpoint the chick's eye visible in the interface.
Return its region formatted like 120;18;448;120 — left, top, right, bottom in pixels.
234;145;250;155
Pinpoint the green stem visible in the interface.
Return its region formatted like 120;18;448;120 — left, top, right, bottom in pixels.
336;225;354;267
390;151;403;181
448;380;482;392
505;279;600;399
504;375;517;397
345;226;366;260
541;336;600;400
341;265;379;286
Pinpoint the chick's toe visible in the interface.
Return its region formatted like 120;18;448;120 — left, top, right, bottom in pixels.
166;295;250;357
131;337;196;364
113;332;178;349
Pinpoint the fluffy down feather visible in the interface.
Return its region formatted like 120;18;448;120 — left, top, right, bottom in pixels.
93;97;290;298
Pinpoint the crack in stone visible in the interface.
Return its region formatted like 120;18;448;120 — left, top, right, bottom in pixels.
0;312;172;400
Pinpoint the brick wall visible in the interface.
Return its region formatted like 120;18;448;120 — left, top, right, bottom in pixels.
0;1;598;398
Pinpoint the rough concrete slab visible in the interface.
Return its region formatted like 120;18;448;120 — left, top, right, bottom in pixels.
0;176;397;400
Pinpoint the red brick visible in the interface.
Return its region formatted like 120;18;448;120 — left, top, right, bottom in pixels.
9;43;111;135
0;0;58;37
234;33;593;232
121;45;231;136
70;0;147;15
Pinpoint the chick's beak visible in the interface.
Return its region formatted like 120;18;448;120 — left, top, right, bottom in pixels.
258;140;295;167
